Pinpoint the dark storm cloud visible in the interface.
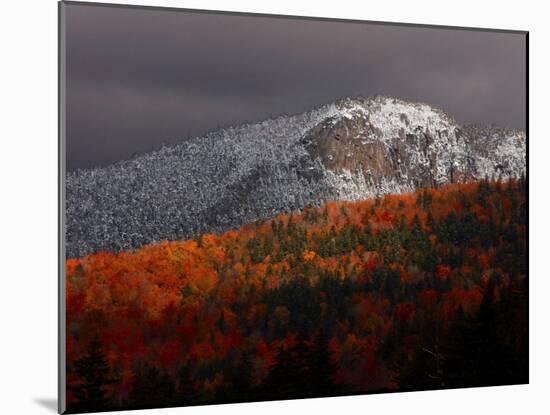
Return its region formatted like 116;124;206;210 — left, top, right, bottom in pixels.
64;2;526;171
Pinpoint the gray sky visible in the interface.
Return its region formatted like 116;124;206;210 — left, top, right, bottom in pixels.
64;2;527;171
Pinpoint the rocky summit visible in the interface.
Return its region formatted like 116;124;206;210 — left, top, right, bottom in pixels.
66;96;526;258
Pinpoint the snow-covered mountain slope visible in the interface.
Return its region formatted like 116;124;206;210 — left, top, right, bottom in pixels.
66;96;526;258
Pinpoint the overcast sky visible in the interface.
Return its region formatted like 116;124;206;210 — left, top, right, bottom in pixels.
64;2;526;171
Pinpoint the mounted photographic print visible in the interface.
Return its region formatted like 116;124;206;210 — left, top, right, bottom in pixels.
58;1;528;413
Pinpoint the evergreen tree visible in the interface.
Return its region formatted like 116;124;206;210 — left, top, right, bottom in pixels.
261;344;307;399
176;364;195;405
69;336;114;412
308;330;339;396
217;352;255;402
260;332;338;400
128;365;176;409
440;278;527;388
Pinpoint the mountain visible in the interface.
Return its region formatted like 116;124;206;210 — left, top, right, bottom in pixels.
66;96;526;258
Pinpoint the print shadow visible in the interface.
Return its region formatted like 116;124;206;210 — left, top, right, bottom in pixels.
34;398;57;413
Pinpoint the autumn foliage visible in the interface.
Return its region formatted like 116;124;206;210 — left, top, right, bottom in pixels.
66;179;528;412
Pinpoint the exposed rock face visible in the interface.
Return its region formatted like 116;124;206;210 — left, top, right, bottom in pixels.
66;96;526;258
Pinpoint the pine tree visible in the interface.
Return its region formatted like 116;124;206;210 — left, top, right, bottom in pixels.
216;352;255;402
128;365;176;408
440;278;526;388
176;364;195;405
69;336;114;412
308;330;338;396
261;344;305;399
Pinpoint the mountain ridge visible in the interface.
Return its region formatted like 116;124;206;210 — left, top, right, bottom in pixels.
66;96;526;258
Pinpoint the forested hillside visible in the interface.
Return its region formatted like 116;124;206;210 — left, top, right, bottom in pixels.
65;179;527;412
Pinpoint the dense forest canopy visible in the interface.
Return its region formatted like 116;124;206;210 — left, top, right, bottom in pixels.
66;179;527;412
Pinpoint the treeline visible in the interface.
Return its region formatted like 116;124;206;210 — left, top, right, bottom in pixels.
65;178;527;412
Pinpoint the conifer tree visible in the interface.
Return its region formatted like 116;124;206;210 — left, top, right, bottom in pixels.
69;336;113;412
